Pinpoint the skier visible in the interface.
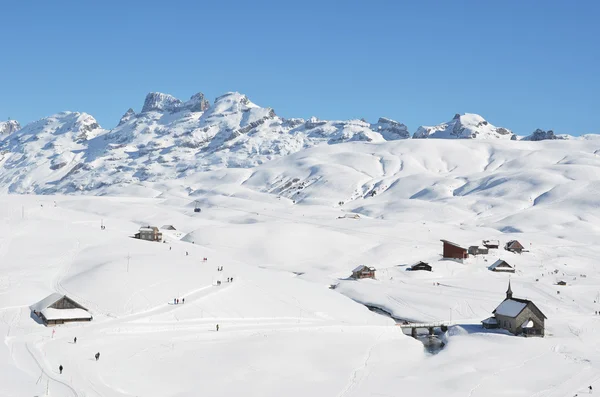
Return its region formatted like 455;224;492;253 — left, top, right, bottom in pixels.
174;298;176;304
59;365;63;374
182;298;185;304
176;298;179;304
589;385;593;393
186;251;189;256
95;352;100;361
170;247;172;251
74;337;77;344
216;324;219;332
231;277;233;282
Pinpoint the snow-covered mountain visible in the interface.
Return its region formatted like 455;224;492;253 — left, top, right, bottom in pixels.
0;91;409;194
413;113;515;140
0;91;591;195
521;128;569;141
0;120;21;136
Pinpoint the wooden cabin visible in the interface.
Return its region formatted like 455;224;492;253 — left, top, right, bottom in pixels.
488;259;515;273
481;281;546;337
409;261;432;272
351;265;376;279
440;240;468;260
556;281;567;286
134;226;163;242
30;293;92;326
505;240;524;254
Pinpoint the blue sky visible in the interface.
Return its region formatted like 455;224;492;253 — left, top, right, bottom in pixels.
1;1;598;135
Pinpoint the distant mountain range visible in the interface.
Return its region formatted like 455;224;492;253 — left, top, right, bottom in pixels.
0;91;589;194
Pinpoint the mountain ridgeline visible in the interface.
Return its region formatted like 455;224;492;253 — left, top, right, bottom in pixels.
0;91;581;194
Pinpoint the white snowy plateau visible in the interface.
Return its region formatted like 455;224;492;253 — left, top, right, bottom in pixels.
1;92;600;397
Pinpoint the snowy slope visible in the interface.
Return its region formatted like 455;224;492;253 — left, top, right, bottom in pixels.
2;162;600;396
413;113;515;139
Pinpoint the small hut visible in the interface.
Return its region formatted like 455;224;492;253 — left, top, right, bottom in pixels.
488;259;515;273
351;265;376;279
409;261;432;272
556;281;567;286
134;226;162;242
30;293;92;326
505;240;524;254
469;245;489;256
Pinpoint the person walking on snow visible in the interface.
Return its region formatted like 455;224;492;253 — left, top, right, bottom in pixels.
95;352;100;361
74;337;77;344
59;365;63;374
182;298;185;304
216;324;219;332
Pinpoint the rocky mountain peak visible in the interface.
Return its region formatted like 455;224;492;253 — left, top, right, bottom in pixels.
141;92;184;113
0;120;21;136
371;117;410;140
522;128;560;141
118;108;136;126
183;93;210;112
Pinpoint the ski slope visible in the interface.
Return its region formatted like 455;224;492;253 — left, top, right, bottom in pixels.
1;138;600;396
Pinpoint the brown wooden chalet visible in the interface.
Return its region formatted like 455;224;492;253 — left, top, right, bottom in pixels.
505;240;524;254
351;265;376;279
134;226;163;242
440;240;468;260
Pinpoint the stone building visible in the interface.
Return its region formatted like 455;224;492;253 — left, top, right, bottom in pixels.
482;281;546;337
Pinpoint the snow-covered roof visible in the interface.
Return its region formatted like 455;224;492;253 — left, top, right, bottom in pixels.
488;259;513;271
29;293;64;312
352;265;375;272
481;317;498;325
139;226;158;232
41;308;92;320
494;299;527;317
440;239;467;249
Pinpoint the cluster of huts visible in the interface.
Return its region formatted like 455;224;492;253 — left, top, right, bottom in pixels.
350;237;547;337
440;239;526;273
